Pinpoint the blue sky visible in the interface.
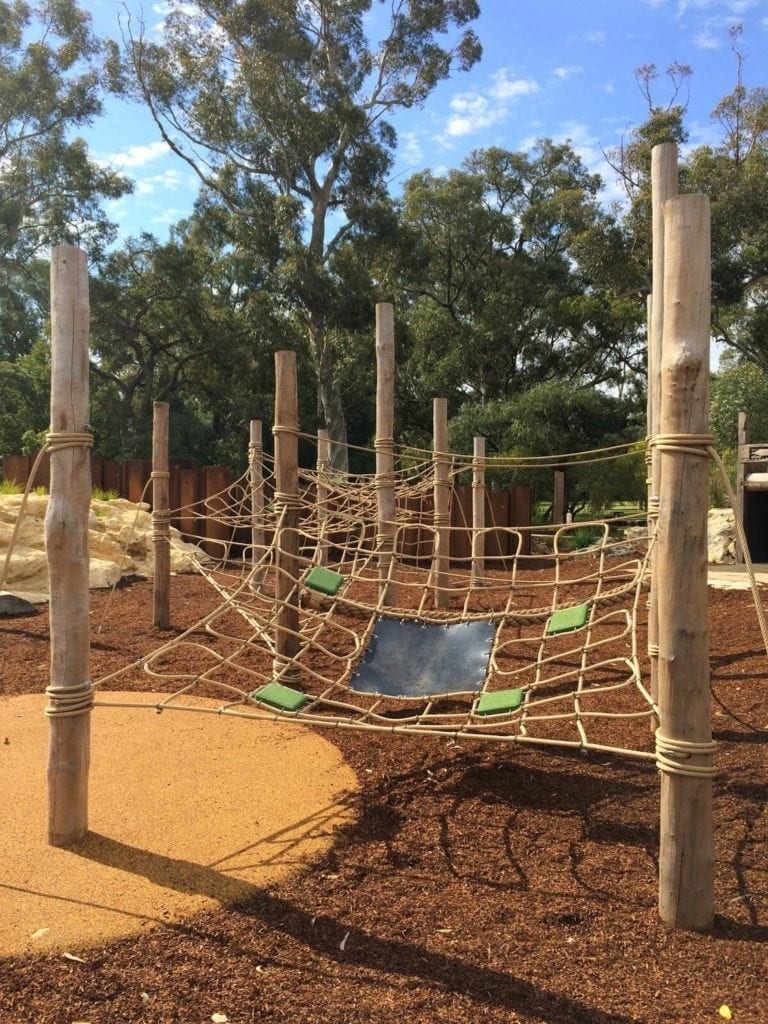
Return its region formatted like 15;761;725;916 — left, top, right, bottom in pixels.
84;0;768;242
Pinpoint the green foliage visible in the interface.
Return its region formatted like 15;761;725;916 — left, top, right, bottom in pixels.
0;0;129;266
397;144;646;408
710;361;768;451
92;487;119;501
0;342;50;456
448;382;646;515
0;479;22;494
565;526;603;551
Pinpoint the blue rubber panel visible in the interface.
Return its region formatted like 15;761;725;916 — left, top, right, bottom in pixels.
351;617;494;698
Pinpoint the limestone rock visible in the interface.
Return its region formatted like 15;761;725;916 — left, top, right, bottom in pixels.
708;508;736;564
0;494;209;604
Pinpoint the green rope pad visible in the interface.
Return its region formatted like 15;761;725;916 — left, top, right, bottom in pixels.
475;688;524;716
250;682;309;713
546;603;590;635
304;565;345;596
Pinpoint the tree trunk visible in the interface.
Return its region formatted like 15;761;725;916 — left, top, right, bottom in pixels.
308;315;348;473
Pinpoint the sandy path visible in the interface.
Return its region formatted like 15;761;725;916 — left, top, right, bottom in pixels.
0;693;357;958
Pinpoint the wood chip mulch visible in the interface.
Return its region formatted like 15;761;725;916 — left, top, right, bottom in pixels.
1;575;767;1024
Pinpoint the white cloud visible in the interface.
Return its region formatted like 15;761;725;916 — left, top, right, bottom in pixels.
604;82;616;94
105;141;169;169
442;70;538;139
490;69;539;101
401;132;423;165
135;169;187;195
693;28;722;47
585;29;607;44
552;65;583;80
150;207;185;226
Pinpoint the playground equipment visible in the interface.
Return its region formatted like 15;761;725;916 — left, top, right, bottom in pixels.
736;411;768;564
35;144;718;933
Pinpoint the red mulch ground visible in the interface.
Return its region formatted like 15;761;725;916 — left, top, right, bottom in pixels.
1;574;767;1024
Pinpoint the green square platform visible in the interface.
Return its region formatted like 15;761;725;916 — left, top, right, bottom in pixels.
475;688;524;716
304;565;344;596
250;682;309;712
545;603;589;635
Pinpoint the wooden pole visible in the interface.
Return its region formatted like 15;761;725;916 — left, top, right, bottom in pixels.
649;143;679;718
375;302;397;605
273;351;302;686
316;428;331;567
735;411;748;565
553;470;566;525
433;397;450;609
471;436;486;584
152;401;171;629
657;193;715;932
45;245;92;847
249;419;266;587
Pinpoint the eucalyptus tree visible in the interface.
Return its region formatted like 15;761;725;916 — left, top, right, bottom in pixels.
0;0;129;268
608;36;768;371
125;0;481;468
396;144;645;408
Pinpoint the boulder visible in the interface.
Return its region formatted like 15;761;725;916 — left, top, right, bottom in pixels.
0;592;39;617
0;494;209;604
708;508;736;564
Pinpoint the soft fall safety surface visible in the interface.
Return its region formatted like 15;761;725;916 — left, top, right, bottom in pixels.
0;573;767;1024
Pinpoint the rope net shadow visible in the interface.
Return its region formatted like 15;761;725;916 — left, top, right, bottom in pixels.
92;436;658;763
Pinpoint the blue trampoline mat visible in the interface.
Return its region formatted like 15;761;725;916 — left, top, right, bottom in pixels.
350;617;495;698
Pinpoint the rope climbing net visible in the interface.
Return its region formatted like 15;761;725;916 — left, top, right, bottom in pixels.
91;434;660;762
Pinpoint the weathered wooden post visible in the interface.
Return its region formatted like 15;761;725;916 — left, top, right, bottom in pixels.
375;303;397;605
649;143;679;717
273;351;302;686
45;245;92;846
249;419;266;587
471;436;486;584
316;428;331;567
553;469;566;525
433;397;450;609
152;401;171;629
656;193;715;932
735;411;748;565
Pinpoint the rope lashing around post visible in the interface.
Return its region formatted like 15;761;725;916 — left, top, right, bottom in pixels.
651;433;715;457
655;730;717;779
45;430;95;451
150;470;170;480
45;680;94;718
152;508;173;541
0;430;95;593
374;437;397;488
273;490;303;512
